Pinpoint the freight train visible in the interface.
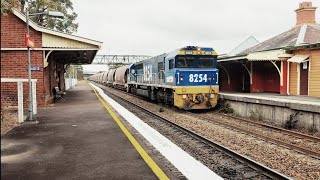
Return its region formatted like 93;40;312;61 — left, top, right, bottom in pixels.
88;46;219;110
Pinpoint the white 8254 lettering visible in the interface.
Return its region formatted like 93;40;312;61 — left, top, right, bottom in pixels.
189;74;207;82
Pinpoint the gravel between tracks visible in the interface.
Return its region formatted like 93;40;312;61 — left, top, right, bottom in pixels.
196;113;320;154
100;84;320;180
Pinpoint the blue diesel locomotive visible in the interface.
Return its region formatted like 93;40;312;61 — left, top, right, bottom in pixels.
89;46;219;110
127;46;219;110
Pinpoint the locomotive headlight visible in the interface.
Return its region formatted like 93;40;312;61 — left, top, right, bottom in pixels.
210;94;215;98
182;95;187;99
204;51;212;55
185;50;193;55
180;76;184;81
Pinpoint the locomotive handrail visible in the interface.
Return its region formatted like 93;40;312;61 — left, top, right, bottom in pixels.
157;70;165;84
128;74;136;83
134;73;160;85
136;74;142;83
128;70;165;85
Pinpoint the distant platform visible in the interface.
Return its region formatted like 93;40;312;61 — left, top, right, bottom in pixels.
219;92;320;113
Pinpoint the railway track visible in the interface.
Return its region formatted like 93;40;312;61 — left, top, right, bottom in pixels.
96;83;320;160
211;112;319;142
97;83;291;180
191;112;320;160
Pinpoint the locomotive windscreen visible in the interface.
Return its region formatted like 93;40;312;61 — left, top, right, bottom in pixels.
176;57;195;68
198;57;215;68
175;56;215;68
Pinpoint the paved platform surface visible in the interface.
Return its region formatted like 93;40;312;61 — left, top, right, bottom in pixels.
219;92;320;113
1;82;162;179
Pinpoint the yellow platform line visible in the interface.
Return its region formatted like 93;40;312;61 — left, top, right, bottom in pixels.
90;84;169;180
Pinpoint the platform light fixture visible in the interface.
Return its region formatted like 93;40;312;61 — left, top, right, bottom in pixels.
26;7;64;121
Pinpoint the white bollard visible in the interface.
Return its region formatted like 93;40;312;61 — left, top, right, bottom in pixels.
32;80;37;115
17;81;24;123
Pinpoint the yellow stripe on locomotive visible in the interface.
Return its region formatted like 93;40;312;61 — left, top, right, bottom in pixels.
178;48;217;56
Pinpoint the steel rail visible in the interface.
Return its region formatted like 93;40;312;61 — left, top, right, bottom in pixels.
211;112;320;142
194;113;320;160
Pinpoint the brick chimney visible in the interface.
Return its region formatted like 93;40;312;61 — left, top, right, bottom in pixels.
295;2;317;26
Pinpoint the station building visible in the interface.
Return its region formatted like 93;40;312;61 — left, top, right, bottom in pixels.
218;2;320;97
1;7;102;108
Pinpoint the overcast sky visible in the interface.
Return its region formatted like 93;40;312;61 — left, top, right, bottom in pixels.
73;0;320;73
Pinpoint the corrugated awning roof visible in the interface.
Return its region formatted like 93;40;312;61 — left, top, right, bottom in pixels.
287;54;310;63
247;50;292;61
218;55;247;62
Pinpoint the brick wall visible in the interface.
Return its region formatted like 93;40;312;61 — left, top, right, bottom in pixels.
295;2;316;26
1;13;42;48
42;57;65;106
1;51;45;106
1;13;45;108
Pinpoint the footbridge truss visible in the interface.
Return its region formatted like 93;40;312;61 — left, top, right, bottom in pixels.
91;55;152;65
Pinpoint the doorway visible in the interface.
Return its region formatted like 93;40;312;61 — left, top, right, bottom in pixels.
300;61;309;95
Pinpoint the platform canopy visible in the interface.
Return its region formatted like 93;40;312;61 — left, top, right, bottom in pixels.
10;7;103;65
247;50;293;61
217;55;247;62
287;54;310;63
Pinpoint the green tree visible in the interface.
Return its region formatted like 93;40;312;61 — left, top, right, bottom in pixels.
3;0;78;34
76;65;84;80
1;0;19;15
65;65;84;80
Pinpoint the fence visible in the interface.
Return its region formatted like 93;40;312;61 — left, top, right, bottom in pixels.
65;78;78;90
1;78;37;123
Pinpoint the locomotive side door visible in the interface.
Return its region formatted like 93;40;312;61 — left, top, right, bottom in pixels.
164;58;175;85
143;62;152;83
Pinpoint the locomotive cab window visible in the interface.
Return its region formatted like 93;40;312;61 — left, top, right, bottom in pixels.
175;57;195;68
198;57;215;68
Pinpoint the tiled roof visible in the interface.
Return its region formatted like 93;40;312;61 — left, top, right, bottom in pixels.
241;24;320;54
305;25;320;43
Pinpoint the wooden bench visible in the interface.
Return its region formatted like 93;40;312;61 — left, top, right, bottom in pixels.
53;87;66;102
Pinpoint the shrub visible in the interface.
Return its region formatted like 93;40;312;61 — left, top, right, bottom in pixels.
216;101;234;114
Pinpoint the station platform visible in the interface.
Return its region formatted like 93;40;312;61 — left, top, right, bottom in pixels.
219;92;320;132
1;82;170;179
219;92;320;113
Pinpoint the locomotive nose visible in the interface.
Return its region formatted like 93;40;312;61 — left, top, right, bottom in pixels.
195;93;204;103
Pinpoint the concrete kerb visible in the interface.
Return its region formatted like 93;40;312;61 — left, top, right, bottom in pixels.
219;94;320;131
219;94;320;113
